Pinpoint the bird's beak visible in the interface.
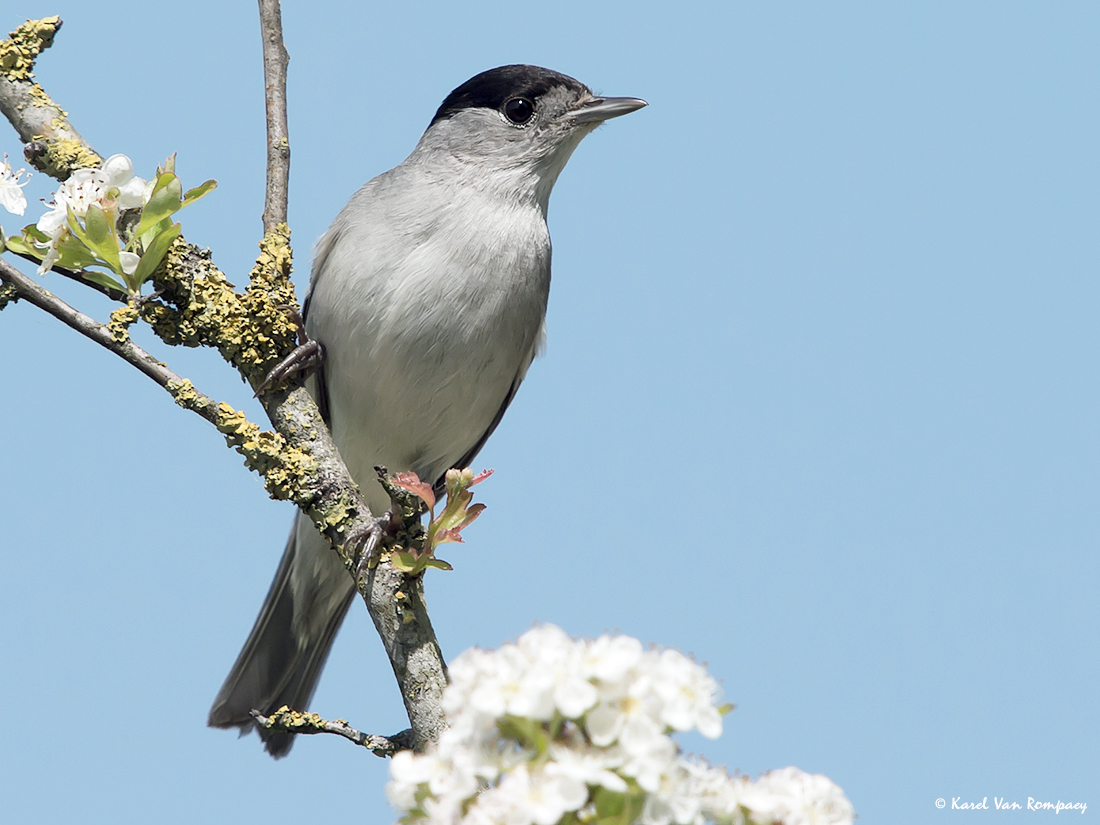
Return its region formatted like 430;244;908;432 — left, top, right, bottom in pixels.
567;95;649;124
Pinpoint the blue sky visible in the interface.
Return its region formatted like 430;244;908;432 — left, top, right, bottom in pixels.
1;2;1097;823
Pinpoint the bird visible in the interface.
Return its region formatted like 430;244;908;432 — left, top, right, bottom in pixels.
208;64;646;756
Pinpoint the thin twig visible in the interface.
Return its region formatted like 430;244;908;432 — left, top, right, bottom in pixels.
250;708;416;758
0;12;450;753
251;1;449;750
5;250;130;303
0;257;219;423
257;0;290;231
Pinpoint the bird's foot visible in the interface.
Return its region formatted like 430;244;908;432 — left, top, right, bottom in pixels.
348;511;394;588
254;305;325;396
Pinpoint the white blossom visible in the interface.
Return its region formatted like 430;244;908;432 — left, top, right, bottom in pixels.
583;633;643;682
33;153;149;274
387;749;435;810
618;725;677;793
38;170;103;236
651;649;723;738
470;763;585;825
468;642;555;721
98;153;150;209
586;673;663;751
119;251;141;275
743;767;855;825
545;743;627;793
387;626;854;825
640;758;750;825
0;155;30;216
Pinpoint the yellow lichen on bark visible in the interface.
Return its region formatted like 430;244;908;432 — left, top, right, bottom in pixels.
144;227;299;388
0;16;61;80
107;304;140;343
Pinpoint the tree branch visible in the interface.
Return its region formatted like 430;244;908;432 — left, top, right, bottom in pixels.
3;249;132;303
1;14;449;752
0;17;101;177
251;707;416;758
258;0;290;232
0;257;221;424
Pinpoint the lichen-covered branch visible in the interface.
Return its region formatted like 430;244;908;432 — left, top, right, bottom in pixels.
0;13;449;752
252;707;416;757
0;17;101;177
0;277;16;310
0;254;326;512
142;230;303;389
258;0;290;232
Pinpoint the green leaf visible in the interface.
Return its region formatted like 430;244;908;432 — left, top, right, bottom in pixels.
13;225;54;261
391;551;422;574
5;233;39;258
432;492;475;535
21;224;52;245
83;205;118;254
137;217;173;252
593;787;625;820
83;203;111;246
158;171;183;203
51;236;101;270
423;558;453;571
432;527;464;545
456;502;486;529
496;715;541;747
131;222;181;284
81;204;121;272
80;268;127;293
47;222;106;270
64;205;89;245
592;786;646;825
181;179;217;207
134;172;183;237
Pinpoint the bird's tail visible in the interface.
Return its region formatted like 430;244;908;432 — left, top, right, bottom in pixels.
208;513;355;757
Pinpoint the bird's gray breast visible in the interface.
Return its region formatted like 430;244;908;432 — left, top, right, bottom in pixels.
304;167;551;503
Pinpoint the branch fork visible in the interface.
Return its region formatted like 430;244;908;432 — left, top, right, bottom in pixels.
0;8;448;754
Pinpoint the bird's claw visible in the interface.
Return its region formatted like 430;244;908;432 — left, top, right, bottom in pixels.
254;305;325;397
254;339;324;397
347;512;393;588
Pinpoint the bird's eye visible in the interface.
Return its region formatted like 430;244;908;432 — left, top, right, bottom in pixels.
503;97;535;125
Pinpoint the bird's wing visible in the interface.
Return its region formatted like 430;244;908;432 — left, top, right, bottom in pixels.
436;373;522;493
